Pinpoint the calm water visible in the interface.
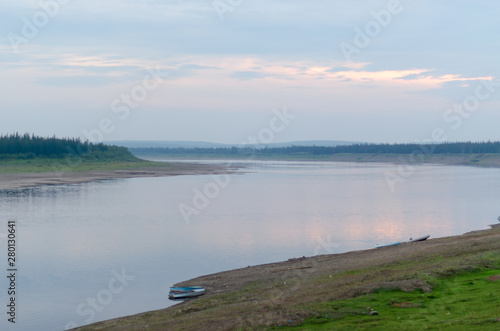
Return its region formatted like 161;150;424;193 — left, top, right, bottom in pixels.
1;160;499;330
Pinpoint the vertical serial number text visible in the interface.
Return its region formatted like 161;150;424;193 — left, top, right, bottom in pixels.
7;220;17;324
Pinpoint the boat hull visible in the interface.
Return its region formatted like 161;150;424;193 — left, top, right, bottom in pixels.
168;287;206;299
408;235;430;243
170;286;204;293
375;242;402;248
376;235;430;248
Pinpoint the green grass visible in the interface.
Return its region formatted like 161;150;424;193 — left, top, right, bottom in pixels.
0;157;174;173
276;268;500;330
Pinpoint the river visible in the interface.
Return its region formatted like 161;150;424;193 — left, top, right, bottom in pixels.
0;160;499;330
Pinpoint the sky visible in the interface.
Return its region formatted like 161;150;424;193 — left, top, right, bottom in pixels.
1;0;499;144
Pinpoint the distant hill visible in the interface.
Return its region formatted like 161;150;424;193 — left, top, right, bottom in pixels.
106;140;359;149
127;141;500;159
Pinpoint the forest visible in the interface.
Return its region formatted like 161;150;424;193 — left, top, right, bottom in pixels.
0;133;135;160
130;141;500;157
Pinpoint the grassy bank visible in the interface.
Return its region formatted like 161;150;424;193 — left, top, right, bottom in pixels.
0;157;175;173
0;156;234;190
75;226;500;330
279;266;500;330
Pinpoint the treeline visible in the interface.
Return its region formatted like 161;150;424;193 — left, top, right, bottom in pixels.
0;133;136;161
130;141;500;156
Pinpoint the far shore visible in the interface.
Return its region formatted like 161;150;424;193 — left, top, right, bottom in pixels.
0;162;235;190
139;152;500;168
2;153;500;190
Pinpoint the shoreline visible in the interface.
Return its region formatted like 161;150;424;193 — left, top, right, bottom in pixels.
2;153;499;190
0;162;235;190
75;225;500;330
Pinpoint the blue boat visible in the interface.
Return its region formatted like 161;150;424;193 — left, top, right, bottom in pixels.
169;286;206;299
376;235;430;248
375;241;402;248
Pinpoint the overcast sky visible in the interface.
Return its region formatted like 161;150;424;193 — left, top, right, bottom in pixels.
1;0;499;144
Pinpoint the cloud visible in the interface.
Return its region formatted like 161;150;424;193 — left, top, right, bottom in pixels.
178;64;219;71
231;71;269;80
398;73;429;80
230;70;287;81
326;66;352;73
36;75;126;87
2;1;500;142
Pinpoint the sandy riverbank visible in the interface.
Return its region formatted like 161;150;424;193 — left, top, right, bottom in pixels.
0;163;234;190
75;225;500;330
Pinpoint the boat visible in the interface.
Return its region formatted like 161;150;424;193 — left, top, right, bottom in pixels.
375;241;402;248
169;286;204;293
168;286;206;299
408;235;430;243
376;235;430;248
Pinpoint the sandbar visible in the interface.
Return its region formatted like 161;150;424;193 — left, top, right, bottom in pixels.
0;163;235;190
